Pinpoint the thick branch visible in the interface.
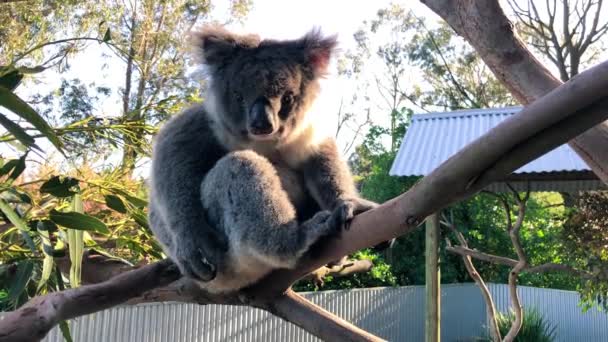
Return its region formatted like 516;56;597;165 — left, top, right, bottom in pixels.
267;289;385;342
421;0;608;184
0;260;181;342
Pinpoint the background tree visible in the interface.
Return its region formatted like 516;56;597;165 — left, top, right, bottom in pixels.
508;0;608;81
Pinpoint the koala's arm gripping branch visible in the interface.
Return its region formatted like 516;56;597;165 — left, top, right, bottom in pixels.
2;59;608;342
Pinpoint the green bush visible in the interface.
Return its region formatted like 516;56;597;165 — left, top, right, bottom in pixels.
492;307;557;342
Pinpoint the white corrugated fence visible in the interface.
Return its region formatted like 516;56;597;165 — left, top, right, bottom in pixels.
2;283;607;341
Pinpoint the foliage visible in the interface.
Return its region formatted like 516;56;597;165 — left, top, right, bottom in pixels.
492;307;557;342
562;192;608;311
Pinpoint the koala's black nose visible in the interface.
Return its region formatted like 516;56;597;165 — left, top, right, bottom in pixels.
249;98;275;136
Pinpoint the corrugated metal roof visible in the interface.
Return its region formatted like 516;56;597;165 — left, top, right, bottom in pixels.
389;106;605;192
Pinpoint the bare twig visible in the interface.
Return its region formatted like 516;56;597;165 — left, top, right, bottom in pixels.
301;259;374;288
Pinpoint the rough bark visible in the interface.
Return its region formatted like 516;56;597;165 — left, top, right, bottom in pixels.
2;59;608;342
421;0;608;184
0;260;181;342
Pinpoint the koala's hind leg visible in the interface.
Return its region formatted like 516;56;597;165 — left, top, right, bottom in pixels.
201;150;346;269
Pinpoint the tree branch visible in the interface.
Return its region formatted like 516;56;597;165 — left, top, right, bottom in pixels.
267;289;385;342
0;260;181;342
446;245;518;267
301;259;374;288
442;218;502;341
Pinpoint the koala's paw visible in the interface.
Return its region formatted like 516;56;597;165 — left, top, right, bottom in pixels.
173;231;226;282
336;197;379;230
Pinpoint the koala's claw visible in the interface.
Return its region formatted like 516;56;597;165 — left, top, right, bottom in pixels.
177;249;217;282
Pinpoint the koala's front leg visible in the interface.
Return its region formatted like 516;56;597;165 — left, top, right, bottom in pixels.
149;109;229;282
302;139;378;221
302;139;393;253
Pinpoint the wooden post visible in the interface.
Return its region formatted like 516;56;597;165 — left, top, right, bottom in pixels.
425;212;440;342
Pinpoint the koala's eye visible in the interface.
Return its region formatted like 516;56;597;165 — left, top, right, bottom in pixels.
234;92;243;103
281;91;294;106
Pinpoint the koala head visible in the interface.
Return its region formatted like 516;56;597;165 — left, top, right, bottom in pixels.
192;26;337;143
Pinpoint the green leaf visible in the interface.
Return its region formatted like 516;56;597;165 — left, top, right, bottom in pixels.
103;28;112;42
131;209;149;229
0;155;27;181
59;321;73;342
0;113;39;150
0;198;36;252
30;219;58;232
7;260;33;303
37;254;54;292
0;69;23;91
40;176;79;198
104;194;127;213
49;209;109;235
68;194;84;288
124;194;148;208
108;188;148;208
8;188;32;204
0;85;63;152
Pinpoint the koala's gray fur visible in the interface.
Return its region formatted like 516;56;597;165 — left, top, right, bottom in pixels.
148;26;386;294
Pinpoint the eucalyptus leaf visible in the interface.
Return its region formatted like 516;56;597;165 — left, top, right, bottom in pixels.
7;260;33;303
104;194;127;213
40;176;79;198
0;85;63;151
0;113;39;150
50;209;109;235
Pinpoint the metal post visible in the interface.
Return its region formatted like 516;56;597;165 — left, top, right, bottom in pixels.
425;212;440;342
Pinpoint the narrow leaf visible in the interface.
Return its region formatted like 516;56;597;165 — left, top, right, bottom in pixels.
108;188;148;208
40;176;79;198
50;209;109;235
0;113;39;150
131;209;149;230
0;85;63;151
0;198;36;252
68;194;84;288
0;69;23;91
103;28;112;42
7;260;33;303
8;155;26;181
59;320;73;342
37;222;55;292
104;194;127;213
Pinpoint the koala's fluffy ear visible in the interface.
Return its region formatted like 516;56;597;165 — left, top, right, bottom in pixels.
299;28;338;77
190;25;260;67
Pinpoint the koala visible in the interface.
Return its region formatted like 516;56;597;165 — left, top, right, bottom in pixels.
148;26;388;294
